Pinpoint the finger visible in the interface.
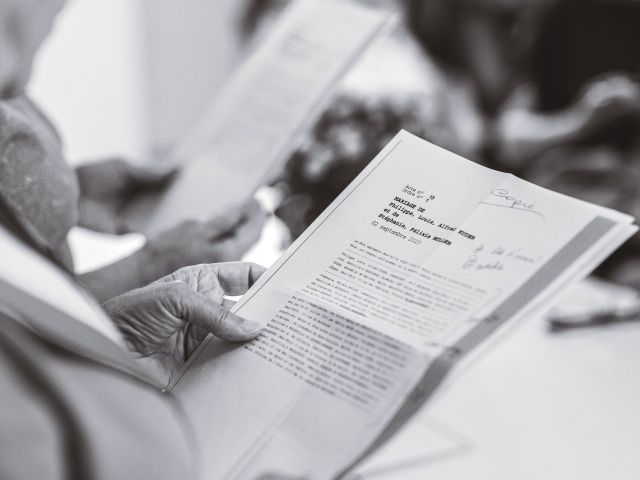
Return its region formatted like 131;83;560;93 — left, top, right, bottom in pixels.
178;289;262;341
177;262;266;297
214;262;267;296
222;298;236;309
205;199;261;239
156;266;226;306
159;262;266;303
214;203;267;257
77;200;122;235
114;222;137;235
254;474;309;480
125;163;178;188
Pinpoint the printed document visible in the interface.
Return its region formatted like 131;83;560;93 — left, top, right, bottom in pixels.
171;131;637;479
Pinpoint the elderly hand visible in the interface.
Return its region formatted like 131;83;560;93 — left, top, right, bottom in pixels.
76;157;177;234
102;262;266;386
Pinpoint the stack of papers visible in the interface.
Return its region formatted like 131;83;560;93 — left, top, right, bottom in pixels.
124;0;395;235
171;131;637;478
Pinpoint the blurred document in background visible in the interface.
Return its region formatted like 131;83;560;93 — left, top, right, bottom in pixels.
125;0;394;235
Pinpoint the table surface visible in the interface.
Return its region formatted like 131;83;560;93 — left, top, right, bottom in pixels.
362;279;640;480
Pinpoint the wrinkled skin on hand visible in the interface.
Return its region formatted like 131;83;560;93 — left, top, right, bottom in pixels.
102;262;266;386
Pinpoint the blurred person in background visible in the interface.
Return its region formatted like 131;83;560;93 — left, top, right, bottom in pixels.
0;0;266;304
503;0;640;288
0;0;308;477
406;0;640;289
253;0;640;288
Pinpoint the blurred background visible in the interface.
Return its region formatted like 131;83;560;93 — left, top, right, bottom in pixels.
30;0;640;289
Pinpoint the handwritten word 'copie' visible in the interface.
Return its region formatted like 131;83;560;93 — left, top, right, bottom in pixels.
480;189;545;218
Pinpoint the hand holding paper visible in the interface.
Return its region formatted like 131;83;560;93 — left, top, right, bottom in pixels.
103;262;266;386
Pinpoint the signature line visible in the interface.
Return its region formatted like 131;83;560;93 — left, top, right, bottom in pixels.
479;202;545;218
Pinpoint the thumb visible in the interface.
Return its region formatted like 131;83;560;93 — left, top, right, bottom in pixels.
125;163;178;189
178;289;263;341
203;199;261;239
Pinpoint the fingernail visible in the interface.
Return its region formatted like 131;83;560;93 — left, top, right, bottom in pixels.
239;318;263;335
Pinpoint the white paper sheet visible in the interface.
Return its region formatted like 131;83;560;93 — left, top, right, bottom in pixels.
125;0;394;235
171;131;636;479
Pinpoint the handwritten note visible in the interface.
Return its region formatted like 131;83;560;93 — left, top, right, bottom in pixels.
480;188;545;217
